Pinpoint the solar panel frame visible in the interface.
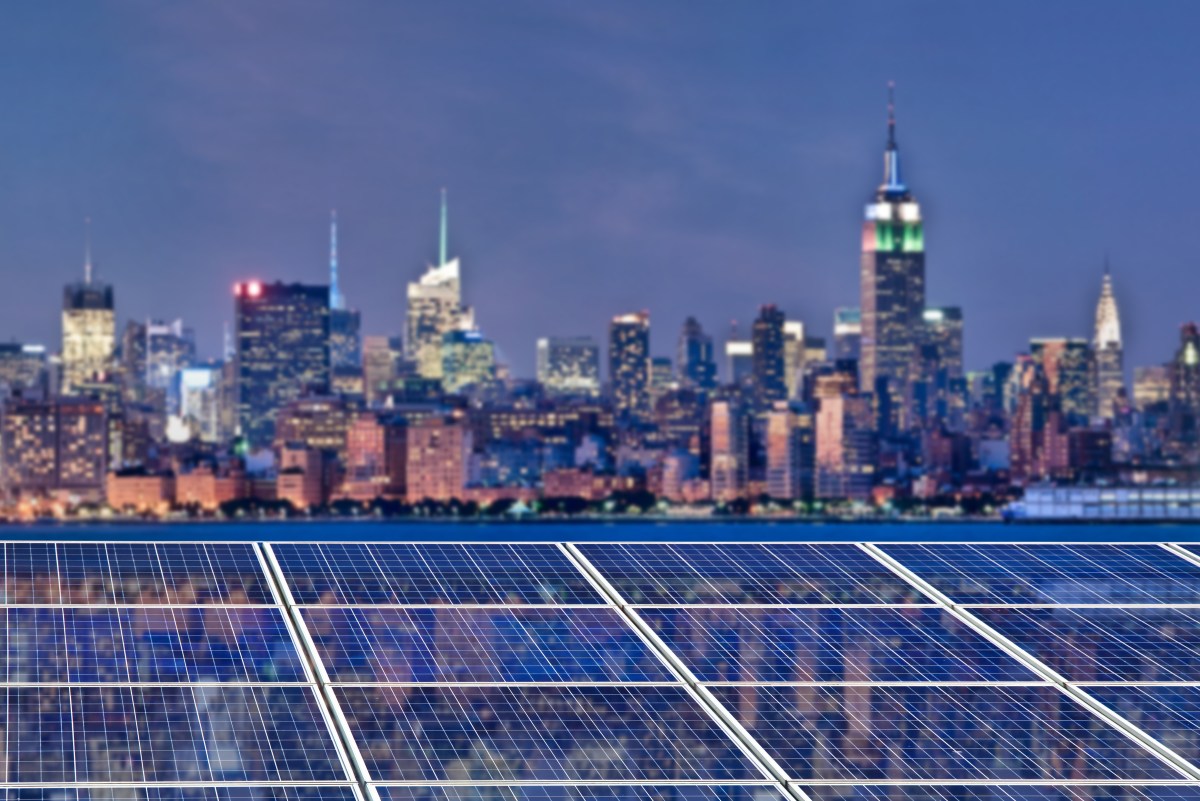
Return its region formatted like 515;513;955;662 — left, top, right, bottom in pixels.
369;784;791;801
0;790;365;801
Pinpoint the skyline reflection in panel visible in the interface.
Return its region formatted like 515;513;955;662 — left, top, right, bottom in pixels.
273;543;604;605
638;606;1037;683
1086;685;1200;768
879;544;1200;605
373;786;787;801
708;684;1183;781
303;606;672;683
0;790;362;801
576;544;926;605
800;786;1200;801
334;684;765;782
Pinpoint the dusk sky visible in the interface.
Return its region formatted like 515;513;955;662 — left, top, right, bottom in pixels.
1;1;1197;376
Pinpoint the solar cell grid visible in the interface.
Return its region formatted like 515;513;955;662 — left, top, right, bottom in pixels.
0;790;361;801
0;605;307;684
301;606;673;683
272;543;603;605
0;543;274;605
575;544;924;605
799;787;1200;801
0;684;349;783
372;786;787;801
707;684;1182;781
1086;685;1200;769
878;544;1200;605
333;684;766;782
638;606;1037;683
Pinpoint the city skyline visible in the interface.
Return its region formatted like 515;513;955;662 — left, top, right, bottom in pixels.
1;2;1198;376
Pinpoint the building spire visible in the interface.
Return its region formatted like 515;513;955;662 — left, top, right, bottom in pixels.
329;209;342;310
1095;257;1121;348
83;216;93;285
439;187;449;266
887;80;896;150
881;81;905;193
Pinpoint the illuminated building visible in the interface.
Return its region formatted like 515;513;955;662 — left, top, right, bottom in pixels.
441;329;496;393
766;402;815;501
341;412;407;500
174;465;246;511
1030;337;1092;423
363;335;405;406
274;395;352;459
406;191;472;380
328;209;363;376
676;317;717;390
1134;365;1170;411
0;343;48;399
61;232;115;396
834;306;862;362
859;84;925;430
176;365;222;443
649;356;675;406
725;340;753;386
276;445;326;510
405;414;471;502
234;280;331;449
106;471;174;514
609;312;651;419
119;320;148;404
911;306;964;428
1093;265;1125;419
537;336;601;396
710;399;748;502
751;304;786;408
782;321;806;400
145;319;195;412
814;373;875;501
1168;323;1200;458
2;398;107;501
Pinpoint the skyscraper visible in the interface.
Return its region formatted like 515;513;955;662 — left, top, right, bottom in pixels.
1169;323;1200;458
1031;337;1092;423
536;336;601;396
609;312;650;419
676;317;717;390
766;401;815;502
710;399;748;503
406;190;472;380
234;280;331;449
859;84;925;430
62;222;115;396
751;304;786;409
441;329;496;393
1093;265;1124;419
833;307;862;362
328;210;363;372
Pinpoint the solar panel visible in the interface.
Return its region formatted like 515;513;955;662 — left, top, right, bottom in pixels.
707;684;1182;781
975;606;1200;683
272;544;603;605
879;544;1200;605
333;684;766;782
1086;685;1200;767
302;606;673;683
638;606;1037;683
0;791;361;801
0;542;274;605
0;605;307;683
799;787;1200;801
0;684;349;783
575;544;924;605
372;787;788;801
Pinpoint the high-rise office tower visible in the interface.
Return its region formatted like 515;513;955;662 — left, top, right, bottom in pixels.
1169;323;1200;457
1093;265;1124;419
751;305;786;409
834;307;862;362
362;335;406;407
441;329;496;393
233;280;331;449
176;365;222;443
1;397;107;501
62;222;115;396
859;84;925;430
609;312;650;419
766;401;815;502
0;343;48;400
725;340;753;386
782;321;806;400
406;191;473;380
911;306;964;428
537;336;601;396
1031;337;1093;423
145;319;195;412
328;210;363;372
710;399;748;503
814;372;875;501
676;317;717;390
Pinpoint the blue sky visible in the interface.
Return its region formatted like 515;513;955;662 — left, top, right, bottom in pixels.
0;1;1196;375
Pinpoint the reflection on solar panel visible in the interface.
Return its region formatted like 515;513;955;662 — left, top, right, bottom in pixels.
708;684;1182;780
0;605;306;683
334;684;765;781
976;606;1200;683
879;543;1200;604
302;606;672;683
273;543;604;605
576;544;924;604
1087;685;1200;767
800;787;1200;801
0;543;274;604
0;791;363;801
373;787;787;801
639;606;1036;683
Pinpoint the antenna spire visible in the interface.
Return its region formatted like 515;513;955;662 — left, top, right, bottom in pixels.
439;188;449;266
887;80;896;149
329;209;342;310
83;216;93;285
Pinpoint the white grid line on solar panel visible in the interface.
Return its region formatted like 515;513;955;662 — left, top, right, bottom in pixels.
332;683;774;783
704;683;1189;782
0;605;312;684
632;606;1041;684
0;784;362;790
968;606;1200;684
0;542;276;605
296;605;677;684
572;544;927;605
791;781;1200;786
792;783;1200;799
269;544;605;605
0;684;352;783
367;784;795;801
1083;684;1200;747
875;543;1200;605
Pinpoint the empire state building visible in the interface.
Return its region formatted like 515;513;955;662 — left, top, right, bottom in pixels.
859;83;925;430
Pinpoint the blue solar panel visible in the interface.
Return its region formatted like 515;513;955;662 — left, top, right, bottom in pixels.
879;544;1200;604
273;543;603;605
1087;685;1200;769
800;787;1200;801
708;684;1181;781
0;685;348;783
0;791;360;801
576;544;924;604
976;606;1200;683
373;787;786;801
0;606;306;683
334;684;765;782
302;606;672;683
639;606;1037;683
0;543;274;605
